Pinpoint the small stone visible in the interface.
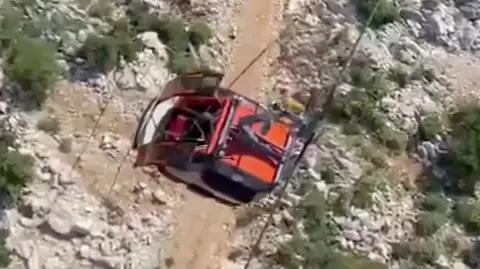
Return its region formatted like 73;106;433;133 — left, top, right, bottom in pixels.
272;213;283;227
100;134;114;150
0;101;8;114
152;189;168;205
36;169;52;182
435;254;449;268
72;218;92;236
313;180;327;192
78;245;91;259
343;230;361;241
453;261;469;269
44;256;63;269
47;212;72;236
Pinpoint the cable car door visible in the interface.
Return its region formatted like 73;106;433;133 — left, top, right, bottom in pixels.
133;96;178;167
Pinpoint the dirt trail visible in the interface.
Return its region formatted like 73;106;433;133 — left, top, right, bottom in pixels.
167;0;283;269
43;84;181;213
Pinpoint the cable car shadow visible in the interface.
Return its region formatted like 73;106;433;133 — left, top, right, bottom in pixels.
156;165;241;207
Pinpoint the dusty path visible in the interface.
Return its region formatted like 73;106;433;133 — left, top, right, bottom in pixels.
43;84;181;209
167;0;284;269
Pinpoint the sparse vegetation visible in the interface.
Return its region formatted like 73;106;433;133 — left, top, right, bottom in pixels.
332;67;409;152
0;141;35;200
351;174;377;209
388;65;410;88
333;67;390;130
320;168;336;184
277;190;388;269
447;106;480;195
409;239;440;265
391;241;412;260
79;3;214;74
410;65;436;83
77;19;144;73
88;1;114;19
452;200;480;234
37;117;61;134
5;37;61;109
188;22;213;47
375;122;409;152
418;115;444;141
124;2;213;74
235;206;266;228
416;212;447;236
0;233;11;268
0;2;65;109
421;192;449;213
358;0;399;29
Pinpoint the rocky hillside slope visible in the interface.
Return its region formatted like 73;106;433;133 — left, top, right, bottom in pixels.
1;0;480;269
226;0;480;269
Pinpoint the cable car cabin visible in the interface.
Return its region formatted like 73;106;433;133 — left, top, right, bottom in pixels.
132;72;315;205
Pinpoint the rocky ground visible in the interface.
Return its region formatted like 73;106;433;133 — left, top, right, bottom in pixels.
1;0;480;269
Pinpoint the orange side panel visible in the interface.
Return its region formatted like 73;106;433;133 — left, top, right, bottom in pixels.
221;141;278;182
220;102;290;183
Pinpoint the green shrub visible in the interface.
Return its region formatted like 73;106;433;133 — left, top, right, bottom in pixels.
452;201;473;224
391;241;411;260
0;233;11;268
448;106;480;195
124;5;213;74
0;6;24;50
409;239;440;265
388;65;410;88
133;12;165;33
421;192;449;213
410;65;436;83
133;14;190;54
320;168;336;184
79;34;119;73
279;190;388;269
452;200;480;234
359;144;389;168
0;142;35;199
78;19;143;73
5;37;61;109
188;21;213;47
88;1;114;19
416;212;447;236
169;52;197;74
419;115;444;141
109;19;144;62
342;122;362;135
351;175;377;209
375;122;408;152
358;0;399;28
125;0;150;26
0;132;16;147
335;68;391;135
325;253;388;269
